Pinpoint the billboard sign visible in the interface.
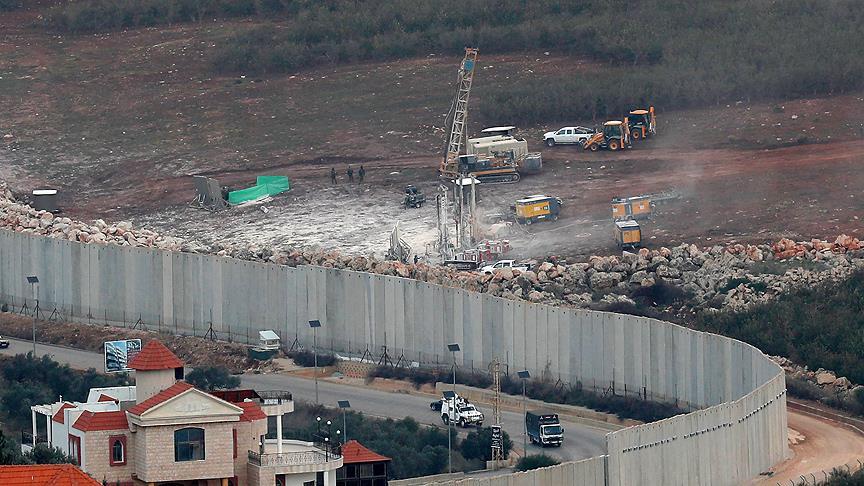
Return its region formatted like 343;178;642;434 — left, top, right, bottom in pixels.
491;425;502;449
104;339;142;373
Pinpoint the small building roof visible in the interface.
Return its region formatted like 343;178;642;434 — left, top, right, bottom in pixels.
97;394;117;403
0;464;101;486
341;440;391;464
72;410;128;432
235;401;267;422
128;381;194;416
615;220;641;229
51;403;75;424
259;330;280;341
128;340;184;371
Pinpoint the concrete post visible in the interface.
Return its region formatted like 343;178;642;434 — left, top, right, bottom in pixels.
46;413;51;446
276;414;283;454
31;409;36;447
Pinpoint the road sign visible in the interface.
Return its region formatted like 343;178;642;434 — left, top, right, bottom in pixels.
491;425;502;449
104;339;142;373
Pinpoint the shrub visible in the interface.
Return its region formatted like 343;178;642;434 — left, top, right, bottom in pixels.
515;454;560;472
186;366;240;391
368;365;491;390
288;349;336;367
630;280;689;307
461;426;513;461
697;269;864;385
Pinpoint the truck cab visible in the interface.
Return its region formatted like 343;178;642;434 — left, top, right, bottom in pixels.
526;410;564;447
441;395;485;427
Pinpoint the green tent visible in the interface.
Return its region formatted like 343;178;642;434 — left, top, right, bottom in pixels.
227;176;291;205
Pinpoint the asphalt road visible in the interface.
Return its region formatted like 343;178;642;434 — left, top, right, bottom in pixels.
0;337;608;462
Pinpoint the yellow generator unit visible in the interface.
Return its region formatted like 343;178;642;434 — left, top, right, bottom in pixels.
611;195;653;221
515;195;562;224
615;220;641;249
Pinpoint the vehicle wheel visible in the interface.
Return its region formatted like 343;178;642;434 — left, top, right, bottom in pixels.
545;138;555;147
512;173;521;182
442;415;449;425
631;129;641;140
459;418;467;428
525;219;532;225
529;435;536;444
551;214;558;221
609;139;620;151
589;143;599;152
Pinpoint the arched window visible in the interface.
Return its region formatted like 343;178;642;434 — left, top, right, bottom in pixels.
174;427;205;461
108;435;126;466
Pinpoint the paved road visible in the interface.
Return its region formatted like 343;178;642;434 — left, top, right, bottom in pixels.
0;337;608;461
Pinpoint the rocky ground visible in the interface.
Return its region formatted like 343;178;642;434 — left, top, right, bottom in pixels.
4;182;864;392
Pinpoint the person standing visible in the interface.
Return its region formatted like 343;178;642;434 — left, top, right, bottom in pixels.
358;165;366;183
347;165;354;182
330;167;337;184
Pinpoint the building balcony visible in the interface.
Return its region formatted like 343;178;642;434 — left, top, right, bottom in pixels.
257;390;294;416
247;440;342;475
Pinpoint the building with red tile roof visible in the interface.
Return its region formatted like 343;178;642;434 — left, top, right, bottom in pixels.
0;464;101;486
72;410;128;432
51;402;75;424
127;340;184;371
28;341;333;486
337;440;390;486
341;440;392;464
127;380;194;416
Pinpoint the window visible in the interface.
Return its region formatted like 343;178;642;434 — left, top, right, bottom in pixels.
303;481;315;486
68;435;81;466
109;435;127;466
174;427;205;462
232;429;237;459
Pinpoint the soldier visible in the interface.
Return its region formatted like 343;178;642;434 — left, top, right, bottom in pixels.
330;167;337;184
358;165;366;183
347;165;354;182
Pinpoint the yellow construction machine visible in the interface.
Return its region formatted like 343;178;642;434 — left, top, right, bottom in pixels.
628;106;656;141
582;118;632;152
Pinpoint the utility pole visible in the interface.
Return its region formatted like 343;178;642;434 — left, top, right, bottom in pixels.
491;358;502;462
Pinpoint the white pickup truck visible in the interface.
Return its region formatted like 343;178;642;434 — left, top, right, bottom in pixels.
441;395;485;428
479;260;530;275
543;126;595;147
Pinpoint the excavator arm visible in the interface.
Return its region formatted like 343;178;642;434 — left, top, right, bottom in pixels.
583;132;604;149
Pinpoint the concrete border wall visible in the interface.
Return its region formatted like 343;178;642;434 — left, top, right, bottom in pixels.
0;231;787;485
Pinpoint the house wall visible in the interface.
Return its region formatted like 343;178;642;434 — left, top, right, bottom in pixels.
83;430;134;484
133;421;235;483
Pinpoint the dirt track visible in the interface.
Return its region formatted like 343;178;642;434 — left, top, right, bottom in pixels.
754;405;864;484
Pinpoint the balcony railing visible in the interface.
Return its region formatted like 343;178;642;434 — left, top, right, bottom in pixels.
248;442;341;468
257;390;293;405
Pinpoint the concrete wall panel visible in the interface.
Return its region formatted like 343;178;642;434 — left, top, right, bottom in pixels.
0;231;787;486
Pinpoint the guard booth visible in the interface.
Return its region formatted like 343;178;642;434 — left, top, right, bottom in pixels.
615;220;642;249
611;195;653;221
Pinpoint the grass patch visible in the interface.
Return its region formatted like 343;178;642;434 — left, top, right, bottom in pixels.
40;0;864;126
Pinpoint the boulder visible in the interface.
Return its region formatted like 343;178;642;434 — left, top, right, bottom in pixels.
815;371;837;385
589;272;621;289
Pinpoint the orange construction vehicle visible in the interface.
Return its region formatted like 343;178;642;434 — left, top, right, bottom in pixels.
582;118;631;152
628;106;656;141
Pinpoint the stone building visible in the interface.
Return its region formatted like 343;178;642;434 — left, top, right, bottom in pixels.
29;340;342;486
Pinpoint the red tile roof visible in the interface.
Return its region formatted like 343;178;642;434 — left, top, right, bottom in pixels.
72;411;128;432
235;401;267;422
128;381;194;416
128;340;184;371
341;440;391;464
51;403;75;424
0;464;101;485
97;394;117;403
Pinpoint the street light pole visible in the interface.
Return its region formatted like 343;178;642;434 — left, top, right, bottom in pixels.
309;320;322;404
446;343;461;474
517;370;531;457
26;276;39;357
338;400;351;443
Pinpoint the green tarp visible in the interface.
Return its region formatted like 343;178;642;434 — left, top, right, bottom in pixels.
227;176;291;204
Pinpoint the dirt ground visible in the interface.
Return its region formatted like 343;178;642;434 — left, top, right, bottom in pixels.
754;408;864;484
3;6;864;261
